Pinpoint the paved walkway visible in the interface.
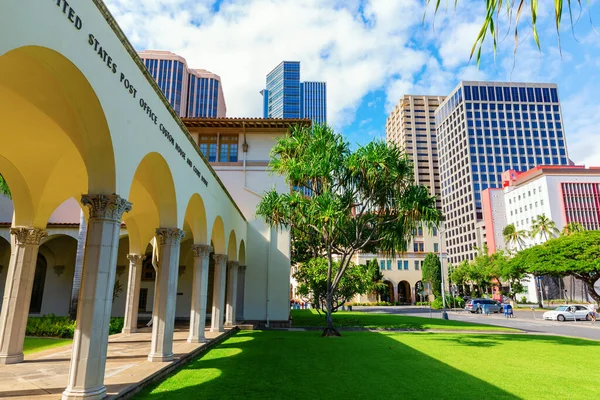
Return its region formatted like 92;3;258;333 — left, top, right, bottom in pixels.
0;327;233;399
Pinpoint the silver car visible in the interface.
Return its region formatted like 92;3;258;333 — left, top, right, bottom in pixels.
543;305;592;321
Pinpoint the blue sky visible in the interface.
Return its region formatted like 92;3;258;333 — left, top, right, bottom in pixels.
106;0;600;165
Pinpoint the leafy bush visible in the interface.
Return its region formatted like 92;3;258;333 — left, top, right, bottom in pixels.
27;315;125;338
431;295;465;310
349;301;403;307
520;296;528;304
415;302;430;306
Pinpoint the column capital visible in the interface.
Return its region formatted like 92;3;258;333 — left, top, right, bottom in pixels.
191;244;212;258
227;261;239;269
156;228;185;245
212;253;228;264
10;227;47;245
82;194;132;222
127;254;146;265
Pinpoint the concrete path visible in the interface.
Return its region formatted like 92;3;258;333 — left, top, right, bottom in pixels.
0;327;233;399
354;306;600;341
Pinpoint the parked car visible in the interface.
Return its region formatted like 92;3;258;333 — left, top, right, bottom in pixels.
543;305;592;321
464;299;503;314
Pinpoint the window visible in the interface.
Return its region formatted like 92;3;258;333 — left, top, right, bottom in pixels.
414;260;420;270
380;260;385;270
199;135;218;162
404;260;409;270
417;226;423;236
434;243;439;252
397;260;402;270
219;135;239;162
387;260;392;270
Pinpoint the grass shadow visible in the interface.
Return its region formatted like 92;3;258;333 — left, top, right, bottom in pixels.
135;330;526;400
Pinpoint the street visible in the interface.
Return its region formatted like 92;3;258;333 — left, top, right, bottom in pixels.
354;306;600;341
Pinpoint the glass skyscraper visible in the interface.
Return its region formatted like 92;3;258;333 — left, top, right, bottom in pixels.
139;50;226;118
436;81;569;264
262;61;326;124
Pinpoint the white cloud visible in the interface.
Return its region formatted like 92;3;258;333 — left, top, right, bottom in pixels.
105;0;431;129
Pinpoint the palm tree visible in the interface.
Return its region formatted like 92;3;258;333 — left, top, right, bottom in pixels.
0;174;11;199
561;222;585;237
502;223;527;252
427;1;588;64
530;214;559;242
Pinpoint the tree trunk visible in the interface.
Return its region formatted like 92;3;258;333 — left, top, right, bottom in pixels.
534;275;543;308
321;292;341;337
69;210;87;320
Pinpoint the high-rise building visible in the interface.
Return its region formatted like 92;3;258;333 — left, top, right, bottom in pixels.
262;61;326;124
301;81;327;125
138;50;226;118
436;81;570;265
386;95;445;210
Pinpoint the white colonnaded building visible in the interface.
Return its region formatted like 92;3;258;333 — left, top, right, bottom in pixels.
0;1;300;399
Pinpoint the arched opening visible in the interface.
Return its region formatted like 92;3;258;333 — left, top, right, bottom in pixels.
238;240;246;265
227;231;237;262
124;152;178;254
381;280;394;303
0;46;116;227
28;254;47;314
209;217;226;255
398;281;412;305
183;193;208;245
415;280;424;303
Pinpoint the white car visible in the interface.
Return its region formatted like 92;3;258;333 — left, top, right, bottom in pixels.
543;305;592;322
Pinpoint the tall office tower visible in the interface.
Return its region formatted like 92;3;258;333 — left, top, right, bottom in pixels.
262;61;327;123
138;50;226;118
436;82;570;265
386;95;445;210
300;81;327;125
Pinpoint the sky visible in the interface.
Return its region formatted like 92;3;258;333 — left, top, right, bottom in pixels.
105;0;600;166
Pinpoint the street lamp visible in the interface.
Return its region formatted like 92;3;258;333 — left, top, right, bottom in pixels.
438;219;448;320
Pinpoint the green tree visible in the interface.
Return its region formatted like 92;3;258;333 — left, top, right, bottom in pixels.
561;221;585;237
503;223;527;252
513;230;600;304
293;258;378;314
0;174;11;199
530;214;560;242
495;249;526;302
368;259;388;300
468;245;494;296
422;253;442;298
256;124;441;335
451;260;470;295
426;1;591;64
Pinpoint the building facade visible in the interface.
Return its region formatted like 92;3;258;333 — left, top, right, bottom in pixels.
0;2;291;398
436;82;570;265
262;61;326;124
139;50;226;118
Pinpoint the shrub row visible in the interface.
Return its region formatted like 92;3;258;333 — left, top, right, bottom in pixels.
26;315;125;339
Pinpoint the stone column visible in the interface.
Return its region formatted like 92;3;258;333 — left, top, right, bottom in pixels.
122;254;145;334
62;194;131;400
148;228;185;362
236;265;246;321
0;227;47;364
188;244;212;343
225;261;239;326
210;254;227;332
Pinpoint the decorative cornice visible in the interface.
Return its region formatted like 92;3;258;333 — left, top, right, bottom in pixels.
127;254;146;266
82;194;132;222
10;227;47;245
156;228;185;245
212;253;228;264
191;244;213;258
227;261;239;269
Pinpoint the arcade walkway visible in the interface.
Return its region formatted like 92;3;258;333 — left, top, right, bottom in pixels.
0;328;234;399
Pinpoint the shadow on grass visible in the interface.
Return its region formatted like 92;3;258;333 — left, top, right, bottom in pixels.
433;333;600;348
290;309;513;331
135;330;521;400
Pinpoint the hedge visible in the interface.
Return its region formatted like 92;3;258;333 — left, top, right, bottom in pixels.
26;315;124;339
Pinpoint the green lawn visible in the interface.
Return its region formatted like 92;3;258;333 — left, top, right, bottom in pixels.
137;330;600;400
291;309;517;331
23;337;71;355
